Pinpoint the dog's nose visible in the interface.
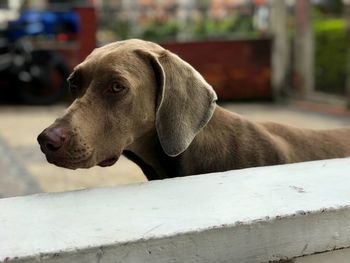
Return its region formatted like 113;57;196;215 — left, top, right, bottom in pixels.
37;127;67;153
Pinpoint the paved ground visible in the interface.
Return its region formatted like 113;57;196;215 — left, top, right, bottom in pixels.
0;102;349;198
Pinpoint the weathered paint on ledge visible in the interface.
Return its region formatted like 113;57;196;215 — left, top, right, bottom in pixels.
295;247;350;263
1;158;350;263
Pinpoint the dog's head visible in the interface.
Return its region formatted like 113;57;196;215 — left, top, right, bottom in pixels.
37;39;217;169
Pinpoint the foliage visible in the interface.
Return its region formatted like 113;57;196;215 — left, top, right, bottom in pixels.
114;19;133;40
192;14;257;40
314;18;348;95
141;19;181;42
316;0;343;15
105;14;258;43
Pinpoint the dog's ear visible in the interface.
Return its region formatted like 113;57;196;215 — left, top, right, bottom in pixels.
136;48;217;157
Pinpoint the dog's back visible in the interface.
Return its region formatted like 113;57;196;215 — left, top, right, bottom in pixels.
261;122;350;162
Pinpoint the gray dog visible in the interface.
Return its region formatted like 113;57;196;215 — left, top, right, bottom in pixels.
38;39;350;180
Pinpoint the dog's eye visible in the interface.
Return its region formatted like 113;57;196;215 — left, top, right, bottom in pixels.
108;82;125;93
67;73;80;97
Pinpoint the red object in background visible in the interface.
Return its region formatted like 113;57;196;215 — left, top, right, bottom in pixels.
75;7;97;63
57;7;97;70
254;0;267;6
162;39;272;100
57;33;69;42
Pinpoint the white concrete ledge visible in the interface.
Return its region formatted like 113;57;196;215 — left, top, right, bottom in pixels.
1;158;350;263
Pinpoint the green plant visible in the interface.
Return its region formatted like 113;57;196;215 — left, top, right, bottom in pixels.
141;19;180;42
314;18;348;95
192;14;257;40
114;19;133;40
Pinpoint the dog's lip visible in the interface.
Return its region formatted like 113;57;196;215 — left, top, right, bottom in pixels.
98;156;119;167
44;150;95;168
46;155;93;168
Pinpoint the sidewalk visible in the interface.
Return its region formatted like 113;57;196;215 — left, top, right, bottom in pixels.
0;102;349;198
0;136;39;197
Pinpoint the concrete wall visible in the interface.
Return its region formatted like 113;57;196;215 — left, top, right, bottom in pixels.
1;158;350;262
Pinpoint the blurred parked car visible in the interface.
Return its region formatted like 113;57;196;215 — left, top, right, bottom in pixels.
0;10;80;104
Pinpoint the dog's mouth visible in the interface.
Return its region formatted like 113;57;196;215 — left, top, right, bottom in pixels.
98;156;119;167
46;155;93;169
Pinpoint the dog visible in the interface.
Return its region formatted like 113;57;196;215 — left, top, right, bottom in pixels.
37;39;350;180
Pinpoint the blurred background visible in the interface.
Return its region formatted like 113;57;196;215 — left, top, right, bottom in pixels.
1;0;350;198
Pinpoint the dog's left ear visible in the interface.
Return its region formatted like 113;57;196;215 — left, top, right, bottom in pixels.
136;48;217;157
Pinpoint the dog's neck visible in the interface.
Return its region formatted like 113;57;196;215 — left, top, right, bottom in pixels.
123;130;184;180
123;106;243;180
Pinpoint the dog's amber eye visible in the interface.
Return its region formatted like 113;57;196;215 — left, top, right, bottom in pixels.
108;82;124;93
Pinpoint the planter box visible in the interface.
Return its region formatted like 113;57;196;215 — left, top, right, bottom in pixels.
162;39;272;100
